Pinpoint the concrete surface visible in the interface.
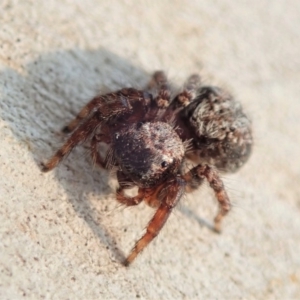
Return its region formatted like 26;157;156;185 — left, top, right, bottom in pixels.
1;0;300;299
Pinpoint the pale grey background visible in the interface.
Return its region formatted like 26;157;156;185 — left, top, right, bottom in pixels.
1;1;300;299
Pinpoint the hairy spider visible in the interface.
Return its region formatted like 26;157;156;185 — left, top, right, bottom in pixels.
42;71;252;266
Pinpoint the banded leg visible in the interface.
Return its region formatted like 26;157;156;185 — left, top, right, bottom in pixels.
183;164;231;233
124;177;185;266
147;71;171;108
62;89;139;133
174;74;201;108
62;96;104;134
42;116;100;172
42;89;147;172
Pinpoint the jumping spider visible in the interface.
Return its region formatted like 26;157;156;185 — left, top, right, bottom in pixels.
42;71;252;266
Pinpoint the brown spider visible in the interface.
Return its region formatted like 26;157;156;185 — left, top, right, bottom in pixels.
42;71;252;266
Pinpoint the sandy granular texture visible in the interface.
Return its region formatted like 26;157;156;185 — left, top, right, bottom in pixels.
1;1;300;299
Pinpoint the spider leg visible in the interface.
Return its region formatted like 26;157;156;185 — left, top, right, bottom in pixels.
124;177;185;266
62;98;99;133
182;164;205;193
90;135;106;169
42;116;100;172
147;71;168;94
90;121;114;169
147;71;171;108
184;74;201;95
116;187;145;206
43;89;150;172
115;171;144;206
62;88;142;133
183;164;231;233
174;74;201;108
162;74;201;122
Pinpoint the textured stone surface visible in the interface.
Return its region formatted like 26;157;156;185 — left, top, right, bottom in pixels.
1;1;300;299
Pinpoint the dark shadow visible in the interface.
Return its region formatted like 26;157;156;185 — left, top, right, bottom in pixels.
0;47;149;264
178;205;218;233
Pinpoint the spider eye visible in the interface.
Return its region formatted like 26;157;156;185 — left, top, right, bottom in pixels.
137;122;144;129
161;161;168;168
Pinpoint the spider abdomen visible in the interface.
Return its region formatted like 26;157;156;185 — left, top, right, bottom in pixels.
181;86;253;172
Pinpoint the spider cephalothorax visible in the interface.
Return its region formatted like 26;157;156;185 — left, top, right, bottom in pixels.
42;71;252;266
113;121;185;188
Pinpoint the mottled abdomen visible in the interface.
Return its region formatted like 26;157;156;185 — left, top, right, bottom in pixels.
181;86;252;172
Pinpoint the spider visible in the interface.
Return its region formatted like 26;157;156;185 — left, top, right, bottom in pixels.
42;71;252;266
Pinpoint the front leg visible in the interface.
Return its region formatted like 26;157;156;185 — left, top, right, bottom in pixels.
116;187;145;206
62;88;147;133
114;171;144;206
183;164;231;233
42;89;150;172
42;117;101;172
124;177;185;266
